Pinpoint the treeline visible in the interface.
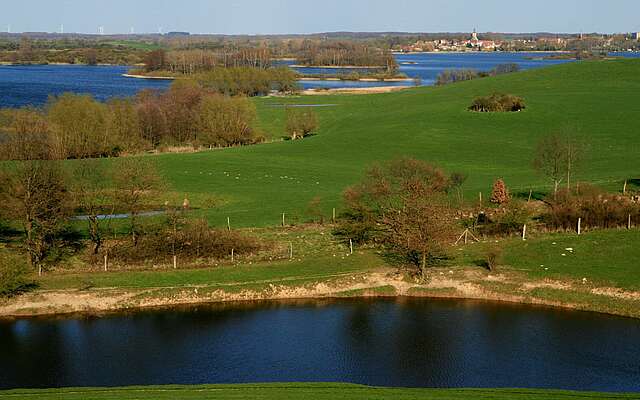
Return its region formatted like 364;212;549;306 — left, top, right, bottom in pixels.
143;48;273;73
0;38;146;65
0;84;262;160
435;63;520;86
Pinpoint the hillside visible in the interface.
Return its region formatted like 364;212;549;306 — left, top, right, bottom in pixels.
131;59;640;227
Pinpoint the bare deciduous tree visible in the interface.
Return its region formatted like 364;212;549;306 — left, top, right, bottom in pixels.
533;132;585;197
0;161;69;275
285;107;319;140
112;158;163;246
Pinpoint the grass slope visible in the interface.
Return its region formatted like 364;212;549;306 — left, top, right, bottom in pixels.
1;384;637;400
146;59;640;227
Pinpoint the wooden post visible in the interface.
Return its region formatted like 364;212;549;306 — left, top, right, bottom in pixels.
464;230;468;244
104;254;108;272
332;208;336;223
227;217;231;231
349;239;353;255
522;224;527;241
479;192;483;207
577;218;582;235
623;180;628;195
289;242;293;259
173;255;177;269
231;248;235;262
629;214;632;230
528;190;533;203
282;213;286;227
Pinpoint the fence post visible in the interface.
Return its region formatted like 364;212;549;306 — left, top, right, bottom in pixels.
173;255;177;269
623;180;628;195
577;218;582;235
349;239;353;255
227;217;231;231
332;208;336;223
289;242;293;259
231;248;235;262
629;214;632;230
104;254;108;272
522;224;527;241
479;192;483;207
282;213;286;227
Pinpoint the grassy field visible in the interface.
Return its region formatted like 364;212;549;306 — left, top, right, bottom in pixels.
135;58;640;227
503;229;640;290
1;384;637;400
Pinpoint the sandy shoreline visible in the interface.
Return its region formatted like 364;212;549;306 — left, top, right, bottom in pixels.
122;73;176;80
1;268;639;320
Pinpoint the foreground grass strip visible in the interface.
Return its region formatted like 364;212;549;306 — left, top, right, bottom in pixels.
0;384;637;400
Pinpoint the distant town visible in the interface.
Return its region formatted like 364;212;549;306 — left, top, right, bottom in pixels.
394;29;640;52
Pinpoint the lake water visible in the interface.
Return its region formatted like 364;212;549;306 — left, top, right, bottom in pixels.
1;298;640;391
0;53;577;108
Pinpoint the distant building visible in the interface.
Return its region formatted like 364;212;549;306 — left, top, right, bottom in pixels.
471;28;479;42
635;32;640;41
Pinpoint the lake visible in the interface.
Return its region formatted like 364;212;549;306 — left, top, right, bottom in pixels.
0;53;576;108
1;298;639;391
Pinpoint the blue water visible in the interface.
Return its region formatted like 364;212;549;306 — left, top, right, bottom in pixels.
0;64;169;108
0;52;636;108
1;298;640;391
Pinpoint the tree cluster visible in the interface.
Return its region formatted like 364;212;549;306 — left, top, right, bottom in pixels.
0;86;261;160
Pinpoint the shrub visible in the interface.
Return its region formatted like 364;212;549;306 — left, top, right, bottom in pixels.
478;201;530;236
469;93;525;112
108;219;264;263
491;63;520;75
543;185;640;230
483;245;503;272
286;107;319;140
490;179;510;205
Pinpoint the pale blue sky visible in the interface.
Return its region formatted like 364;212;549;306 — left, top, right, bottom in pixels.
2;0;639;35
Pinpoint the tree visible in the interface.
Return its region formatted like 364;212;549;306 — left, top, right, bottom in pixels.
533;132;585;197
340;158;455;279
490;179;510;205
0;160;69;275
112;158;163;246
71;159;111;255
285;107;319;140
144;49;167;72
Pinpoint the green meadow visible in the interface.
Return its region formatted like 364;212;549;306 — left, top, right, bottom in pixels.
1;384;637;400
145;59;640;227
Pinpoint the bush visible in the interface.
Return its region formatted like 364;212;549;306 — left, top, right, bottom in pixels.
286;107;319;140
469;93;525;112
108;219;265;263
0;255;32;298
483;246;503;272
490;179;510;204
478;201;531;236
543;185;640;230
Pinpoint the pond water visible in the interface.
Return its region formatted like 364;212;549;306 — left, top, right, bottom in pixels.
1;298;639;391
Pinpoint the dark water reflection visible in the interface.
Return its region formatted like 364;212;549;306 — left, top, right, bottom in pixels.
1;298;640;391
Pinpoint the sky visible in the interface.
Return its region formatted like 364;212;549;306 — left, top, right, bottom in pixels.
2;0;639;35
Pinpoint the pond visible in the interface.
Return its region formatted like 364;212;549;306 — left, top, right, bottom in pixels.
1;298;639;391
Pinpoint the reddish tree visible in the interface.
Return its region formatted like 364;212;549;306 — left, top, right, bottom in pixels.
490;179;510;205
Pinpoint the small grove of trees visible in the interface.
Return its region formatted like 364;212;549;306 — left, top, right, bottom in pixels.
335;158;457;279
190;67;299;97
285;107;319;140
533;132;585;197
469;93;525;112
298;41;398;73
